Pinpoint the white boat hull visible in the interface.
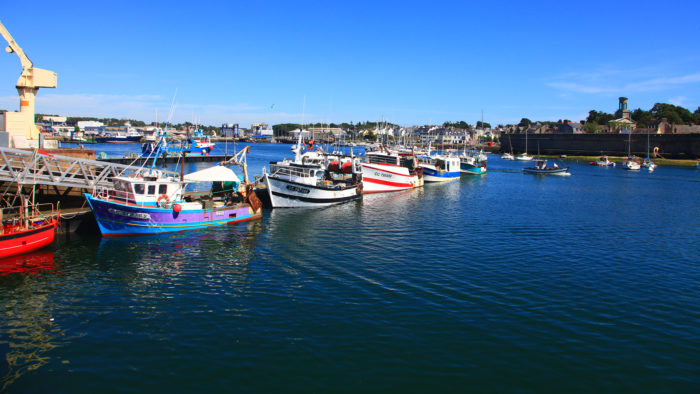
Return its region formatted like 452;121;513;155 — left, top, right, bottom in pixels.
361;163;422;193
264;173;360;208
523;168;571;176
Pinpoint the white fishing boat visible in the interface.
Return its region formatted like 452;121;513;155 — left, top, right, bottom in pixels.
262;135;362;208
418;155;461;183
361;148;423;193
523;159;571;176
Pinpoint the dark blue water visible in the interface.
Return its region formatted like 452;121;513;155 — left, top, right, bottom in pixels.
2;143;699;392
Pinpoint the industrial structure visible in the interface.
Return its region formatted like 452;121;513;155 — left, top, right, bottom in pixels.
0;20;57;147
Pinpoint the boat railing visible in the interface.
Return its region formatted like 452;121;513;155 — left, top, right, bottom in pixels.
270;165;315;180
1;202;57;224
94;186;136;204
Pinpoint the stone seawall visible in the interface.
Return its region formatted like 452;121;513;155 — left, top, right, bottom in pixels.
502;133;700;158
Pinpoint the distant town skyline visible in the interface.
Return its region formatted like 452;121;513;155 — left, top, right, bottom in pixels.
1;1;699;127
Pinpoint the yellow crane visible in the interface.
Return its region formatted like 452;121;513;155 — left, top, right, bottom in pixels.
0;20;57;143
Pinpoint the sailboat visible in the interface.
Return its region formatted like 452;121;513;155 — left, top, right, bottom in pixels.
515;129;533;161
621;130;640;170
501;134;514;160
641;132;657;172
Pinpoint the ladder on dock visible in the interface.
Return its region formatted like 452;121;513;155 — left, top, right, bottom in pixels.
0;147;178;193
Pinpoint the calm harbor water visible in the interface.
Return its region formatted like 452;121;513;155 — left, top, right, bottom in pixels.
1;143;699;392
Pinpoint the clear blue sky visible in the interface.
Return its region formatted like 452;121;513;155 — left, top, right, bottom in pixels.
1;0;699;127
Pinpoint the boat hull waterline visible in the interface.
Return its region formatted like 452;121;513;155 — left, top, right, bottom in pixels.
85;194;261;237
0;220;57;258
263;174;361;208
360;163;422;193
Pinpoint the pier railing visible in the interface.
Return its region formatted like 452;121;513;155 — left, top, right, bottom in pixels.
0;147;178;192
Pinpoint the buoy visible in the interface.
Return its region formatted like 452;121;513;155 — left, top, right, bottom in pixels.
172;203;182;213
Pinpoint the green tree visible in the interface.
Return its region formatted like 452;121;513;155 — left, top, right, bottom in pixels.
586;110;614;125
518;118;532;127
650;103;693;124
631;108;654;128
583;121;599;134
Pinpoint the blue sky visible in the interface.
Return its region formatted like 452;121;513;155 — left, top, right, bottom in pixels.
1;0;699;127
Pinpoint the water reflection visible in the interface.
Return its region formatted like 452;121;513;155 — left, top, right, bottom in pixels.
0;251;62;391
95;220;264;292
0;251;55;277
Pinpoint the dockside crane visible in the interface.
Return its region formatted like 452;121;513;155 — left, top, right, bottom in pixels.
0;20;57;142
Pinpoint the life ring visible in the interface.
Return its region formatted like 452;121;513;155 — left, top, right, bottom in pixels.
653;146;659;157
157;194;170;208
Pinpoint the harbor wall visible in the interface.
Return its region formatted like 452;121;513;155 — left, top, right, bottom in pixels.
502;133;700;158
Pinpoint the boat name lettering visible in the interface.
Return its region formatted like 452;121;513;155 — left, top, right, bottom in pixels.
374;171;392;178
108;208;151;220
286;185;310;194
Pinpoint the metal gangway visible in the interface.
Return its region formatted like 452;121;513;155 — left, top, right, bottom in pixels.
0;147;179;193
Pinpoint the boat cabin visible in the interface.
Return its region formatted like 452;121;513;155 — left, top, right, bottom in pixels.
108;172;182;206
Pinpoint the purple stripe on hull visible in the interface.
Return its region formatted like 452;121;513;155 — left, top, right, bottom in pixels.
85;194;259;237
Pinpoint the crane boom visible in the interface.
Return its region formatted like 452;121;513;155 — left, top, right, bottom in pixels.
0;21;32;70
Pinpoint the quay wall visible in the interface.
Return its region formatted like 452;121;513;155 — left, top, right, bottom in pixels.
502;133;700;158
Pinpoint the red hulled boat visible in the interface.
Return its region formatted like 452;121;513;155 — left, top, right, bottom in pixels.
0;197;58;259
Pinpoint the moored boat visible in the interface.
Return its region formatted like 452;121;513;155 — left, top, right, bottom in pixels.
0;197;59;258
85;147;262;237
458;150;487;175
419;155;461;182
621;157;641;170
523;159;570;176
591;156;616;167
361;148;423;193
262;135;363;207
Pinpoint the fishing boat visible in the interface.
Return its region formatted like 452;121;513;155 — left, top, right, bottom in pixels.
418;155;461;182
458;147;487;175
261;134;363;207
591;156;616;167
523;159;570;176
84;146;262;237
189;129;215;153
141;130;213;158
0;196;59;258
361;147;423;193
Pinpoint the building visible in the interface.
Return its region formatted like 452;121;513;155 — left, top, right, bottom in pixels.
221;123;241;138
251;123;273;139
610;97;636;133
558;121;583;134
